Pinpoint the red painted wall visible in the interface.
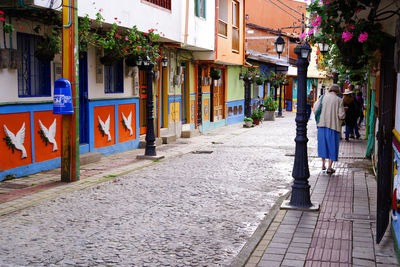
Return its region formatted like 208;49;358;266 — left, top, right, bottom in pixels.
118;103;136;143
0;112;32;171
34;111;62;163
94;106;115;149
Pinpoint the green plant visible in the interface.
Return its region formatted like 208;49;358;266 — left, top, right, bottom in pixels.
244;117;253;122
251;109;264;120
264;97;278;111
210;67;221;79
255;76;264;85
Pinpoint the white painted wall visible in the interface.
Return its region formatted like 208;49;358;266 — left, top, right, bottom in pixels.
0;20;56;103
185;0;215;51
87;46;135;99
34;0;184;43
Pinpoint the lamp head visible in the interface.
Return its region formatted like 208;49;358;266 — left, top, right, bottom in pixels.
274;35;285;58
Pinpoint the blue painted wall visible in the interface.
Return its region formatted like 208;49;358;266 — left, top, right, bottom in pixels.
226;100;244;125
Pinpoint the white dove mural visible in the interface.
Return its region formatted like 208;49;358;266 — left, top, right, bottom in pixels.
4;122;27;159
98;115;112;141
121;111;133;136
39;119;58;151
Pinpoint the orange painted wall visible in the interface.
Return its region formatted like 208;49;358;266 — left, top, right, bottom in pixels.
245;0;306;35
217;0;245;65
118;103;136;143
34;111;62;162
0;112;32;171
94;106;116;149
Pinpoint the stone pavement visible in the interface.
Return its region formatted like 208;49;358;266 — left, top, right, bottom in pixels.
243;131;400;266
0;112;399;266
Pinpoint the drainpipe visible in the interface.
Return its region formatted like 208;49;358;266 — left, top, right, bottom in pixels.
215;0;218;60
242;0;245;65
184;0;189;44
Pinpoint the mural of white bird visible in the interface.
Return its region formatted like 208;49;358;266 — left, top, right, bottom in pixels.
4;122;27;158
98;115;111;141
121;111;133;136
39;119;58;151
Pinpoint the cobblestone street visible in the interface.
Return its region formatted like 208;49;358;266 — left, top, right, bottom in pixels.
0;112;311;266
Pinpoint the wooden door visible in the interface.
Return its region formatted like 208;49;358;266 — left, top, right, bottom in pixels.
139;70;147;135
212;69;224;121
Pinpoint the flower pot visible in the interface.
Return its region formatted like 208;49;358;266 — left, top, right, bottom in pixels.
253;118;260;125
125;55;138;67
244;121;253;127
34;48;55;62
100;50;122;66
264;110;275;121
210;73;221;80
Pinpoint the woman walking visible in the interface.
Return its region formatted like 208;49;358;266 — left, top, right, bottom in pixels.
313;84;346;174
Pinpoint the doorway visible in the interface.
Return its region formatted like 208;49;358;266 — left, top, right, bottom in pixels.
78;52;88;144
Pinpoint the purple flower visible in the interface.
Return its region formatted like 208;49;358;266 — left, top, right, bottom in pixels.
342;31;353;42
307;29;314;36
299;32;306;39
311;16;321;28
358;32;368;43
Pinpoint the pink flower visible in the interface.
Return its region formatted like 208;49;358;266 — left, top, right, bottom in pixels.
358;32;368;43
311;16;321;28
125;37;129;41
307;29;314;36
325;0;330;4
0;18;5;22
114;17;118;20
0;10;4;15
299;32;306;39
20;26;23;31
99;8;103;12
342;31;353;42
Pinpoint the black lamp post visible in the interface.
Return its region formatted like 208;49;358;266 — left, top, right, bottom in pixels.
137;55;167;159
240;73;253;118
282;41;318;211
277;82;283;117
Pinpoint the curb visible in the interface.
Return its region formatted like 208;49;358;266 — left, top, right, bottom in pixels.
229;190;291;267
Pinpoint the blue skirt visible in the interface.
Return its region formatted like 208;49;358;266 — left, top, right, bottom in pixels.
317;127;340;161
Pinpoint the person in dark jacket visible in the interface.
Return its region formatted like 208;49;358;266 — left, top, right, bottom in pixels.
343;88;360;141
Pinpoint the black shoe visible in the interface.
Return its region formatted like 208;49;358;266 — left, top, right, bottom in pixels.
356;135;360;139
345;137;349;141
350;135;355;139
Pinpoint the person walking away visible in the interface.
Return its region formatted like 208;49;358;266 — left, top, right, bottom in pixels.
343;88;361;140
313;84;346;174
307;89;314;120
356;91;364;127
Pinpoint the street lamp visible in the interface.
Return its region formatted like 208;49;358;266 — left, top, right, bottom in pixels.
317;42;329;54
274;34;285;58
137;55;167;159
282;41;319;211
239;73;253;118
161;56;168;67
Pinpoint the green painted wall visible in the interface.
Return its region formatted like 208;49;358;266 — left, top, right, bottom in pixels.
227;66;244;101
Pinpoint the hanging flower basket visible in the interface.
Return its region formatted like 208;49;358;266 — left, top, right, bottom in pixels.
125;54;139;67
34;48;55;62
100;49;122;66
210;68;221;80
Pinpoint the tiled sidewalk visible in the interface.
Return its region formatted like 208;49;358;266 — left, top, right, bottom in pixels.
245;139;399;267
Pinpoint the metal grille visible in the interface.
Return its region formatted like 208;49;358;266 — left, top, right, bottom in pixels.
17;33;51;97
143;0;171;10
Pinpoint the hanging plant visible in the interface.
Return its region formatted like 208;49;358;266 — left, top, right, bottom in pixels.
210;67;221;80
255;76;264;85
34;28;62;62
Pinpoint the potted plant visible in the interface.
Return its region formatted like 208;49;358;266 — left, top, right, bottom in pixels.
34;29;61;62
255;75;264;85
244;117;253;127
251;109;264;125
263;97;278;121
210;67;221;80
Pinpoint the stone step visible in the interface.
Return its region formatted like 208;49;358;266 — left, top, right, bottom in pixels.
80;152;102;166
181;129;200;138
161;134;176;144
139;137;163;148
